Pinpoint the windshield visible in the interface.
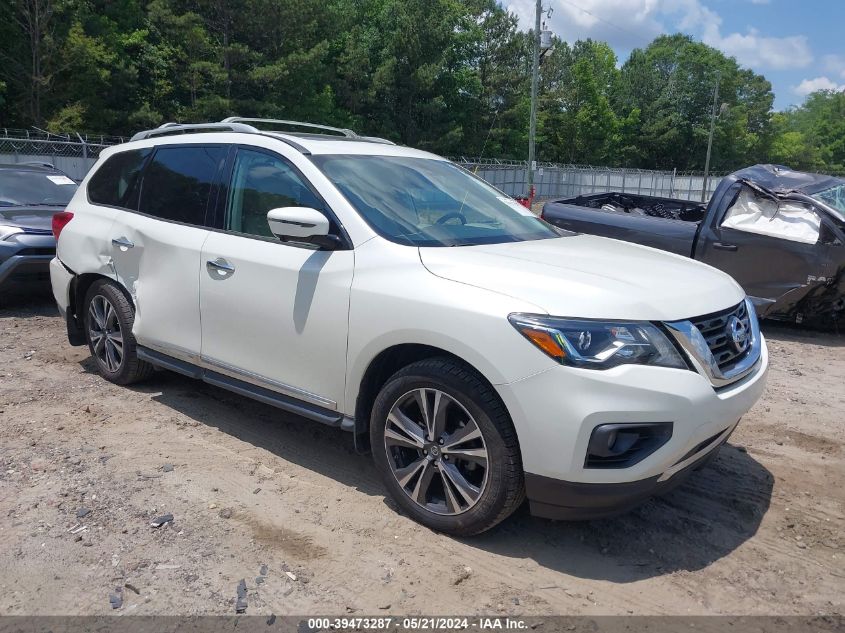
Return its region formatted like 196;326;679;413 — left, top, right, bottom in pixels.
811;183;845;214
310;155;559;247
0;169;78;206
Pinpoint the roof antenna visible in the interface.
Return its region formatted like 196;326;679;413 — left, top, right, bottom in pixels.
475;107;500;171
455;106;501;222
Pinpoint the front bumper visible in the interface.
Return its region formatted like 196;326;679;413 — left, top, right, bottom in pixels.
496;336;768;519
0;233;55;293
525;424;733;519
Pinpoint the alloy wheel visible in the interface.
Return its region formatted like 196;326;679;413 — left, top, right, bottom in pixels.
383;388;489;515
88;294;124;373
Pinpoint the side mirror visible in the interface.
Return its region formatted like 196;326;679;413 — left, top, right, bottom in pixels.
267;207;331;242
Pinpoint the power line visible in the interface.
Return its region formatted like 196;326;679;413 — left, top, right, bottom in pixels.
555;0;654;49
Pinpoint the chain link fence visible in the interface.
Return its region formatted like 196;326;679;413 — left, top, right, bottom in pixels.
0;129;123;180
454;158;723;202
1;129;724;200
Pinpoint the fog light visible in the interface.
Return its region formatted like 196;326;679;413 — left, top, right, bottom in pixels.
585;422;673;468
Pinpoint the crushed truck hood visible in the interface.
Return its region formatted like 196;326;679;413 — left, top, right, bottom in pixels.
419;235;745;321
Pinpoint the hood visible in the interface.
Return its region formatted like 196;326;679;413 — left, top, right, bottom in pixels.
419;235;745;322
0;206;56;232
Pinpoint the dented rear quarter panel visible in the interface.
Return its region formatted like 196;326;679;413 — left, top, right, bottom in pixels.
55;150;123;286
55;200;120;287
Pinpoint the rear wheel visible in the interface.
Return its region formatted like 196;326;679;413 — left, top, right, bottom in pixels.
370;358;524;535
83;279;153;385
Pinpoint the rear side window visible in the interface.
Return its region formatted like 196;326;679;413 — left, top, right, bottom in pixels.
88;149;150;208
138;146;226;225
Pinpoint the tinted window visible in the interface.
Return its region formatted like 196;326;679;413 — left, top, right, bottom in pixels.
0;169;77;207
88;149;149;208
139;146;225;225
310;155;558;247
226;149;322;238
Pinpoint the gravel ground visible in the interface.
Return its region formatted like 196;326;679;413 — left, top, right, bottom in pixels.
0;295;842;616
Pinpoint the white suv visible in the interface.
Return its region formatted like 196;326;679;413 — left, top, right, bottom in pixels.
50;118;768;535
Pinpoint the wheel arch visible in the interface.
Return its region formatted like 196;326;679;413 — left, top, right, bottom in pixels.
352;343;515;453
67;273;132;341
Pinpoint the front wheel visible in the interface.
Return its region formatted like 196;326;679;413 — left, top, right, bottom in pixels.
370;358;524;535
83;279;153;385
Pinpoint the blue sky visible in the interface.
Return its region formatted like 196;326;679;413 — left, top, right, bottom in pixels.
506;0;845;110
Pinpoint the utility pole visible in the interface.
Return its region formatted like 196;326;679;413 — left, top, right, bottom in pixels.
701;72;720;202
527;0;541;200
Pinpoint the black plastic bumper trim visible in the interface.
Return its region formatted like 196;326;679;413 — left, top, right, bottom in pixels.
525;436;728;521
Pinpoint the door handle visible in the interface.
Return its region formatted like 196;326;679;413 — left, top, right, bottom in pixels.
713;242;738;252
112;236;134;249
206;258;235;276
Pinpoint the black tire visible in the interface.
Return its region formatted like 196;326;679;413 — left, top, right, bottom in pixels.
83;279;154;385
370;357;524;536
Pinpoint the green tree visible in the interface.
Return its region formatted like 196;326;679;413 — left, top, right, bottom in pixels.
539;39;621;164
616;34;774;171
771;91;845;173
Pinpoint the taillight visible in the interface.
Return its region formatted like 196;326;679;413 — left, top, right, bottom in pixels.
52;211;74;240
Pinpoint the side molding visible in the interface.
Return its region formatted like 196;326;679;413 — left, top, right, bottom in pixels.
137;346;351;430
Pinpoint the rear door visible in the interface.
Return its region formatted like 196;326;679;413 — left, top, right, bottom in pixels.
198;146;354;411
109;144;227;361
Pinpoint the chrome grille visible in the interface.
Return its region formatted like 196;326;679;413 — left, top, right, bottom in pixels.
690;301;752;372
665;298;761;389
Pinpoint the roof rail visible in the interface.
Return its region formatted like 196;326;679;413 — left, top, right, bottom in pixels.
221;117;357;138
358;136;396;146
130;122;259;141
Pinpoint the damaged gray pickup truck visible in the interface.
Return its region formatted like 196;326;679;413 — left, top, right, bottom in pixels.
541;164;845;330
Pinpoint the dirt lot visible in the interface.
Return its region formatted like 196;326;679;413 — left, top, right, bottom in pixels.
0;295;842;616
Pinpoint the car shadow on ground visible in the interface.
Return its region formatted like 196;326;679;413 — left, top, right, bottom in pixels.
123;369;388;498
0;292;57;317
113;367;774;583
462;443;773;582
761;320;843;347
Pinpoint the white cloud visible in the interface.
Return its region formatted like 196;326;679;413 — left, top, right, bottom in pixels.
703;28;813;70
822;54;845;79
506;0;663;51
749;0;770;5
506;0;813;70
793;76;845;97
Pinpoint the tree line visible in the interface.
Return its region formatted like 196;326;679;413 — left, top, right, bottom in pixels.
1;0;842;174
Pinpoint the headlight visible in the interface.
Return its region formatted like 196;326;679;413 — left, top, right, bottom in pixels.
508;313;688;370
0;224;24;241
